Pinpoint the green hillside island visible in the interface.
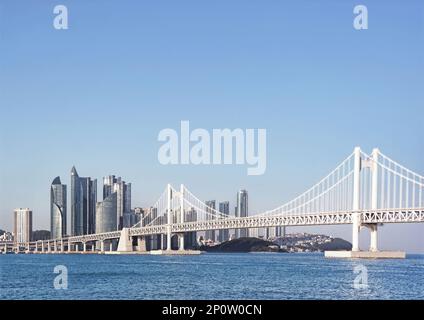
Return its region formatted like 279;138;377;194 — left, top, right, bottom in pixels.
200;234;352;253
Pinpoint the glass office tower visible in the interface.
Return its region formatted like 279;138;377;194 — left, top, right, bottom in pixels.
235;190;248;238
13;208;33;243
50;176;67;238
96;192;117;233
102;175;131;230
71;166;97;236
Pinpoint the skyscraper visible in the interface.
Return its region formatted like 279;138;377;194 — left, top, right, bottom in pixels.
218;201;230;242
13;208;32;243
184;207;198;248
96;192;117;233
71;166;97;236
50;176;67;239
266;226;285;239
235;190;248;238
205;200;216;242
101;175;131;230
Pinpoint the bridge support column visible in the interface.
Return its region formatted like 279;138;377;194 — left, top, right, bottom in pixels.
352;217;360;252
100;240;105;253
369;148;379;253
166;227;172;251
60;240;64;253
178;234;184;251
178;184;185;251
352;147;362;252
166;183;172;251
137;237;146;252
68;241;71;253
117;228;133;252
369;224;378;252
83;242;87;253
47;241;51;253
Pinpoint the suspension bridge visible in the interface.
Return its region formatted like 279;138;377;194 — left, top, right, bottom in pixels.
4;147;424;258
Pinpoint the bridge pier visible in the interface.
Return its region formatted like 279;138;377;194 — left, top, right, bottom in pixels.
369;224;378;252
117;228;133;252
83;242;87;253
166;227;172;251
178;234;184;251
137;236;146;252
352;215;361;252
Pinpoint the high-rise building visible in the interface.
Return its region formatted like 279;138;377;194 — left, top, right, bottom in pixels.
95;192;117;233
71;166;97;236
123;210;141;228
13;208;32;243
50;176;67;239
133;207;145;226
102;175;131;230
266;226;285;239
184;207;198;248
218;201;230;242
235;190;248;238
205;200;216;242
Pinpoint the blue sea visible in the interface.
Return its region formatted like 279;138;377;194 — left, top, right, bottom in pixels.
0;253;423;300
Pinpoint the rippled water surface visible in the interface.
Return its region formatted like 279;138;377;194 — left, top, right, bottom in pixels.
1;253;423;300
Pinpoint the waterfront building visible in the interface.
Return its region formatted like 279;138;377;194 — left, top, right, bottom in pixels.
123;210;140;228
184;207;198;248
102;175;131;230
70;166;97;236
50;176;67;238
235;190;248;238
95;192;117;233
205;200;216;242
266;226;286;239
13;208;32;243
218;201;230;242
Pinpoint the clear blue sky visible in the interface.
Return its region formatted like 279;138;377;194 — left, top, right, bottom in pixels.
1;0;423;252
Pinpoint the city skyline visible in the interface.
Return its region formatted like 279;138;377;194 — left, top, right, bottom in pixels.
2;146;424;253
1;1;423;253
4;166;249;238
